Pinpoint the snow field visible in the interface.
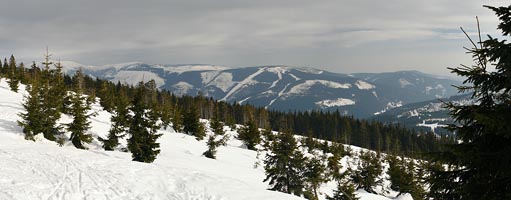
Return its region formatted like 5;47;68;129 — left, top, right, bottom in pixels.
0;79;412;200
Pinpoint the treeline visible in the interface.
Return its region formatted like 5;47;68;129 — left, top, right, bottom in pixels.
268;110;452;155
0;53;449;157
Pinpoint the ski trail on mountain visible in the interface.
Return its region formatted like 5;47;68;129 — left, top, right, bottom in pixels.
221;67;266;101
266;83;291;108
268;70;283;89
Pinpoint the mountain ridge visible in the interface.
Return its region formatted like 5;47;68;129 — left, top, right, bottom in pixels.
58;61;462;118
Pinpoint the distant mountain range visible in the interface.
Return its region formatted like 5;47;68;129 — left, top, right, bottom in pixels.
370;94;472;135
60;61;462;118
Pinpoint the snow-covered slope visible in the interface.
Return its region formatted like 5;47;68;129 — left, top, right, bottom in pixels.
0;79;413;200
370;94;472;135
59;62;461;118
0;79;300;200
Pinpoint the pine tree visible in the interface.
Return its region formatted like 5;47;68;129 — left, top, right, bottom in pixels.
183;105;205;140
127;81;162;163
99;87;130;151
7;55;19;92
50;60;66;113
97;81;115;112
203;113;228;159
237;119;261;150
17;66;43;140
386;155;423;198
159;92;173;130
38;50;62;141
427;5;511;200
327;181;359;200
263;131;305;196
260;128;275;150
18;62;26;84
66;68;94;149
303;156;327;200
350;151;383;194
171;107;184;132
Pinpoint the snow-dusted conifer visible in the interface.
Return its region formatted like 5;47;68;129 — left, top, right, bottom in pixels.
66;68;94;149
127;81;162;163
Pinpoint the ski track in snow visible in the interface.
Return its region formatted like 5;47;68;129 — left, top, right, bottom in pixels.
0;78;413;200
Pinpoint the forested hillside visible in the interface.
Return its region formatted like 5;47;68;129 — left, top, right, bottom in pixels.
0;52;450;157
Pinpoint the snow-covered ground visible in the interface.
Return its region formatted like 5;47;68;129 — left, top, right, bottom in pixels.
0;79;412;200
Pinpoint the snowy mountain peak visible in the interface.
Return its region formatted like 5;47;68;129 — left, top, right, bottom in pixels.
57;61;461;118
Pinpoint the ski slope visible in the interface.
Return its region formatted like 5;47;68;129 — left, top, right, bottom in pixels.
0;79;412;200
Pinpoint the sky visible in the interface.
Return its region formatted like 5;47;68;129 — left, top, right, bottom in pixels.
0;0;509;76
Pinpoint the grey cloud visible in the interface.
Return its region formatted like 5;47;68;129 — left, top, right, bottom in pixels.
0;0;509;75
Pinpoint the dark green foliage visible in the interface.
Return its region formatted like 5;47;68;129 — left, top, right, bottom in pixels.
301;130;320;152
327;181;359;200
17;67;43;141
303;156;327;200
326;150;343;181
39;53;63;141
427;5;511;200
260;128;275;150
269;110;447;156
99;88;130;151
263;131;305;196
350;151;383;194
171;107;183;132
97;81;115;112
237;119;261;150
7;55;19;92
127;81;162;163
66;68;94;149
203;114;228;159
159;92;173;130
183;105;205;140
387;155;424;199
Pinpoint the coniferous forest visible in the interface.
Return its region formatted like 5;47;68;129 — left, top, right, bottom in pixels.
5;52;450;156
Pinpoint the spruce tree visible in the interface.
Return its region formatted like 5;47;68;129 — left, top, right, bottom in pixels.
127;81;162;163
203;113;228;159
326;153;359;200
97;81;115;112
303;156;327;200
38;51;62;141
17;67;43;140
66;68;94;149
171;107;184;132
237;119;261;150
427;5;511;200
18;62;26;84
159;92;173;130
183;105;205;140
386;155;423;198
350;151;383;194
7;55;19;92
50;60;66;113
99;87;130;151
263;130;305;196
327;181;359;200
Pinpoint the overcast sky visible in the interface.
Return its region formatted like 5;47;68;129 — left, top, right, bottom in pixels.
0;0;509;76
